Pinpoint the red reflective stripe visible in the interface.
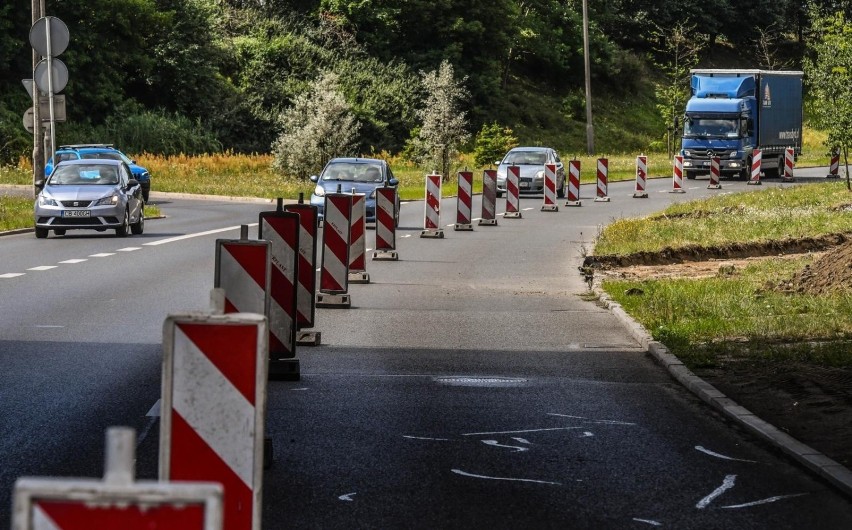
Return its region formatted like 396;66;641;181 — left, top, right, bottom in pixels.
178;322;258;405
37;500;206;529
223;244;267;290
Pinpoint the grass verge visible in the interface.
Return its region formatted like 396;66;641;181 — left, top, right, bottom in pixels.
1;195;161;232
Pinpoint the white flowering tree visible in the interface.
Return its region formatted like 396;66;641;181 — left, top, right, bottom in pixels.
272;71;360;179
411;60;471;180
804;9;852;191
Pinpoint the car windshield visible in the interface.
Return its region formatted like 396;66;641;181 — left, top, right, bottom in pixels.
322;162;383;182
49;165;119;185
81;152;127;162
503;151;547;165
684;117;740;138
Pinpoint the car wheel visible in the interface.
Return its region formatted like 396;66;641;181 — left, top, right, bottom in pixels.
54;229;66;236
496;191;503;198
115;209;130;237
35;227;49;239
142;189;150;203
131;209;145;235
685;170;696;180
556;182;565;198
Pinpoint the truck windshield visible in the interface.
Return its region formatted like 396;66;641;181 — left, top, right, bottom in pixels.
684;117;739;138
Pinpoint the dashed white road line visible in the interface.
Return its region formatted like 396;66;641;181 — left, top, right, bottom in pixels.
522;207;534;211
117;247;142;252
59;259;87;264
89;253;115;258
0;273;25;279
27;266;57;271
143;225;246;247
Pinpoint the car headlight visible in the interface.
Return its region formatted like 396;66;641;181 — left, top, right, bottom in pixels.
38;193;58;206
94;194;119;206
369;189;376;199
314;185;325;197
535;171;544;181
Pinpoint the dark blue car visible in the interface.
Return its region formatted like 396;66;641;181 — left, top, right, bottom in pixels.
310;158;400;226
45;144;152;202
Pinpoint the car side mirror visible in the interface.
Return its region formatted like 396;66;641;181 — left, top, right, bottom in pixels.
309;175;319;183
388;178;399;187
127;179;140;188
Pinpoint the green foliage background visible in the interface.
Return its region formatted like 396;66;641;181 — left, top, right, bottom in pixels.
0;0;847;165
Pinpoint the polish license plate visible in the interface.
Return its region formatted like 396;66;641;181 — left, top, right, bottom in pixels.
702;161;711;166
519;181;530;189
61;210;91;218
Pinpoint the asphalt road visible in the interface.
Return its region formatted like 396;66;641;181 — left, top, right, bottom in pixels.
1;169;850;528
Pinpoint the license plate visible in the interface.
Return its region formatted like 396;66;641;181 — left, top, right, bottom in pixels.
703;161;711;166
61;210;91;218
520;182;530;189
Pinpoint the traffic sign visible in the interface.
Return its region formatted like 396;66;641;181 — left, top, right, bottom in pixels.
34;58;68;93
22;79;34;99
29;16;70;57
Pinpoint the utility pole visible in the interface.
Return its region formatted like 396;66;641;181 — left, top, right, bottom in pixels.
582;0;594;155
31;0;46;196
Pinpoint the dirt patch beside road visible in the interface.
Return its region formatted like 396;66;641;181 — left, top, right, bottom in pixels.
592;238;852;469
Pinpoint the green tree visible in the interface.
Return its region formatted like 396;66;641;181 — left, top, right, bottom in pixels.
272;71;360;179
804;8;852;190
408;60;470;180
473;122;518;168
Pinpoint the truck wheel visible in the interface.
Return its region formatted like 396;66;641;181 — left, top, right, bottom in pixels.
685;170;696;180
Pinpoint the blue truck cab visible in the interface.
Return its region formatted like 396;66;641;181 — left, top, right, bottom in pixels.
681;69;803;180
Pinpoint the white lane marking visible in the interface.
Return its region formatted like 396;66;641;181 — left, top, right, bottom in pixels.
446;224;455;228
632;518;662;526
473;217;482;221
403;435;451;441
401;234;412;238
522;207;534;211
0;273;25;278
463;427;583;436
696;474;737;509
117;247;141;252
482;440;529;452
27;265;57;271
695;445;757;463
452;468;562;486
511;437;531;444
34;325;64;328
338;493;357;502
548;413;636;425
143;225;243;247
292;388;309;391
89;252;115;258
720;493;808;509
59;258;87;264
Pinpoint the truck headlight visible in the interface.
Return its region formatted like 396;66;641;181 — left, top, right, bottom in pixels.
683;150;692;157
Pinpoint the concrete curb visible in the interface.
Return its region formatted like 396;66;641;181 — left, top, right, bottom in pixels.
593;279;852;499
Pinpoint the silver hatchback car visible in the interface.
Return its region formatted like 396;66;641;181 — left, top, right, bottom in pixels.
34;159;144;238
496;146;565;198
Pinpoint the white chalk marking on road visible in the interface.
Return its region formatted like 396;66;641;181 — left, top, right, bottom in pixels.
338;493;357;502
482;440;529;452
695;445;757;463
463;427;583;436
696;474;737;509
550;414;586;419
117;247;141;252
292;387;309;391
143;225;243;246
0;273;25;278
580;432;594;438
403;435;451;441
27;265;57;271
89;252;115;258
452;468;562;486
59;258;87;264
720;493;808;509
511;437;531;444
632;518;662;526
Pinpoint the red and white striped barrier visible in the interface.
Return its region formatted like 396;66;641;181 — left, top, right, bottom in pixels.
421;173;444;238
748;149;762;186
566;160;582;206
317;192;352;308
373;186;398;260
595;158;610;202
782;147;795;182
479;169;498;225
283;195;321;345
670;155;686;193
707;156;722;189
455;170;474;230
541;163;559;211
259;200;300;380
348;191;369;283
504;165;522;218
633;155;648;198
214;237;270;316
827;152;840;178
14;427;224;530
161;312;268;530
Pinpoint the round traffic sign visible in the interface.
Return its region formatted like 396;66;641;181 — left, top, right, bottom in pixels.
34;58;69;93
29;16;70;57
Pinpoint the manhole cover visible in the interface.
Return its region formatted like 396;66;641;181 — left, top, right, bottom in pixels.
435;377;527;387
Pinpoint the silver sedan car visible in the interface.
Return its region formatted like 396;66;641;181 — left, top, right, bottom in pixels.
496;146;565;198
34;159;144;238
